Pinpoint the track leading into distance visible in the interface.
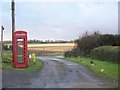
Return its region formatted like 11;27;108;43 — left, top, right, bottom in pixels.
29;56;118;88
2;56;118;88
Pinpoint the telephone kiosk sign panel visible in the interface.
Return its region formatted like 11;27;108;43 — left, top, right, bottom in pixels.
13;31;28;68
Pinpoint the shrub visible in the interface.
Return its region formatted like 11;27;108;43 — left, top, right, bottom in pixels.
64;48;78;57
90;46;119;63
64;51;70;57
3;44;12;51
64;31;120;58
76;31;100;56
99;34;120;46
2;51;12;63
76;31;120;56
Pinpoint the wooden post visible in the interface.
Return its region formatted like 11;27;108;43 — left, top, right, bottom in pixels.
1;26;3;52
1;26;4;52
11;0;15;62
1;26;4;64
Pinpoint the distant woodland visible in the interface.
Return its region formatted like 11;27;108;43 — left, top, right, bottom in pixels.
3;40;74;44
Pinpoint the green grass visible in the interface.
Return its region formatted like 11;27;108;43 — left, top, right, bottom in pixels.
2;59;43;72
2;51;44;72
65;57;119;80
2;51;12;63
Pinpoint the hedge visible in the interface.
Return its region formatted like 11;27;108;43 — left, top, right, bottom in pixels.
90;46;119;63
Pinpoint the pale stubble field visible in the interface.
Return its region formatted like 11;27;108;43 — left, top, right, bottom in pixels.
28;43;76;56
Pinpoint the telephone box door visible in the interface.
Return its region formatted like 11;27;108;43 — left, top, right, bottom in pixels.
13;31;28;68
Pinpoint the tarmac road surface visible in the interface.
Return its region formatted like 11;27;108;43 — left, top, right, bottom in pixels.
2;56;118;88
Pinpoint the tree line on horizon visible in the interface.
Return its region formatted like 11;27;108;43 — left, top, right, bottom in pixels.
28;39;74;44
3;39;74;44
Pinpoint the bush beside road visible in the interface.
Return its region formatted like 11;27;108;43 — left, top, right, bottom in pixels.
90;46;119;63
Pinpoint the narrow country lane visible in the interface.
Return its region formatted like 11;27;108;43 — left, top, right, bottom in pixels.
2;56;118;88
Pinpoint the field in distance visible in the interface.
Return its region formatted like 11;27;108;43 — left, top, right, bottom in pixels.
28;43;75;47
28;43;76;55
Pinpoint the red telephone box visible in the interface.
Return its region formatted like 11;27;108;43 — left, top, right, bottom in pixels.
13;31;28;68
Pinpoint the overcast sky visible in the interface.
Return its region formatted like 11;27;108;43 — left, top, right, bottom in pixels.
1;0;118;41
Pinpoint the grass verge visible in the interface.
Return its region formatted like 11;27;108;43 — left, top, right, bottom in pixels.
2;51;44;72
65;57;119;80
2;59;44;73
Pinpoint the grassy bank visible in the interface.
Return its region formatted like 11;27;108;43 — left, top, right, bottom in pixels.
65;57;119;80
2;51;44;72
2;59;44;72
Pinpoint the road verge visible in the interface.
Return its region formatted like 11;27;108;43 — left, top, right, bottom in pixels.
2;51;44;72
64;57;119;80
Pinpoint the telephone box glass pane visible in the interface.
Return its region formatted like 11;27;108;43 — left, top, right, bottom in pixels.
17;39;24;64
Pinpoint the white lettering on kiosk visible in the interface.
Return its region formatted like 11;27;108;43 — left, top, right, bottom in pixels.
16;34;25;36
